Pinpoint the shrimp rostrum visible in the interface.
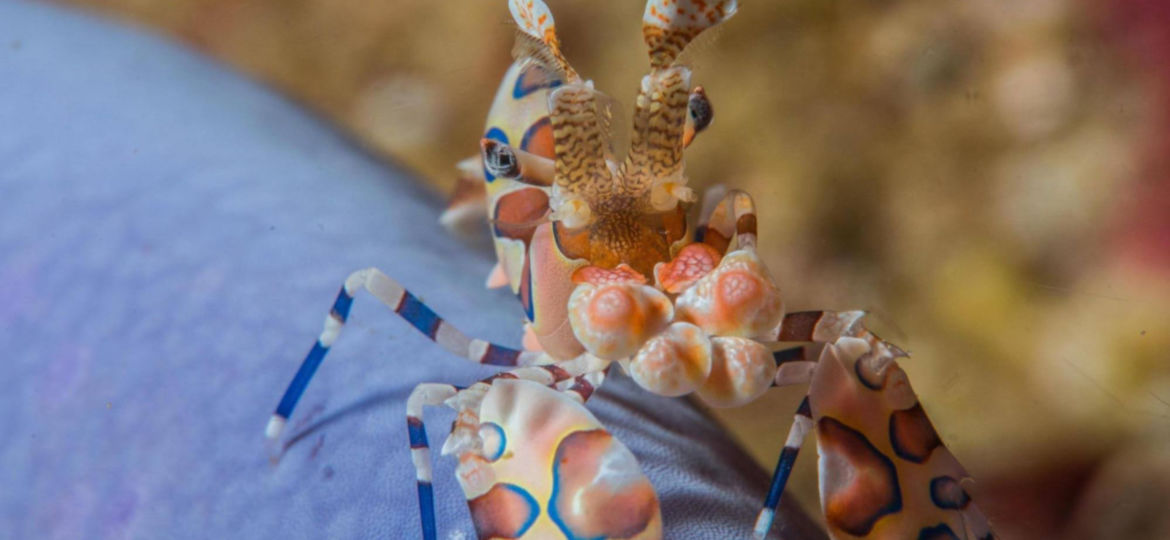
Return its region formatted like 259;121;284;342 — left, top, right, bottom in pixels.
268;0;997;538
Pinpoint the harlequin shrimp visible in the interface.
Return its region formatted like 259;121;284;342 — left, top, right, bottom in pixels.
266;1;997;538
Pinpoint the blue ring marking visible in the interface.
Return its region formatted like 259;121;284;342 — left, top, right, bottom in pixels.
512;64;562;99
417;481;437;540
481;422;507;462
548;431;606;540
397;292;442;339
498;484;539;537
482;127;509;182
330;287;354;322
274;341;328;419
407;416;428;449
519;116;551;153
482;344;521;367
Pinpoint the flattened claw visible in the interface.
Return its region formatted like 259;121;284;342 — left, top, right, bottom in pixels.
471;379;662;539
807;338;996;540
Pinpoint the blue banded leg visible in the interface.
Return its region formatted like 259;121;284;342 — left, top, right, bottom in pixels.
752;346;818;538
266;267;545;445
754;396;814;539
406;383;459;540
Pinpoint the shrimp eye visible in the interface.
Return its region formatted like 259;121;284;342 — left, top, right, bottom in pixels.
688;87;713;133
481;139;520;179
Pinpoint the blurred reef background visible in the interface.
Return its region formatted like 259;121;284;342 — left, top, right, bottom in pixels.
51;0;1170;537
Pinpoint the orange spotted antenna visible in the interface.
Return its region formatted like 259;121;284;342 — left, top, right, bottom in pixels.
642;0;739;70
509;0;578;81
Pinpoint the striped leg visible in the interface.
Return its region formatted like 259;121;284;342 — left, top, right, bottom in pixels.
754;338;901;538
266;268;545;444
771;345;818;388
406;383;459;540
694;184;728;244
694;188;757;253
776;310;908;358
751;346;819;539
556;364;607;403
754;396;814;540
